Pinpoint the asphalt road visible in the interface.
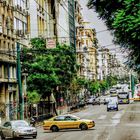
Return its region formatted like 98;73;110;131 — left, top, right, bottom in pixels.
24;102;140;140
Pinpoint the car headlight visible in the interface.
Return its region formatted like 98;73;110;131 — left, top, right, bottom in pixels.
14;129;24;133
33;129;37;132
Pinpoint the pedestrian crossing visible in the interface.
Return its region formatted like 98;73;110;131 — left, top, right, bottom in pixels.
96;110;125;127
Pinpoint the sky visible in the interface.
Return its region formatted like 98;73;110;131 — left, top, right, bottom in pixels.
79;0;127;63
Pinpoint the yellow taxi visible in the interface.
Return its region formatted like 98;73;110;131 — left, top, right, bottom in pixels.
43;114;95;132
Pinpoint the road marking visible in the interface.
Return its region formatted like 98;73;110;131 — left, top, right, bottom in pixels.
125;123;140;127
112;111;124;119
126;111;140;113
98;115;107;120
111;119;120;126
111;111;125;126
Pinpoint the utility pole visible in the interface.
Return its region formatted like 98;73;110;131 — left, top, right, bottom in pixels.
131;74;135;97
17;42;24;120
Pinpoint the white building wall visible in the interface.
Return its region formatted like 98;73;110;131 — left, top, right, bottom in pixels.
29;0;38;38
57;1;70;45
97;51;103;80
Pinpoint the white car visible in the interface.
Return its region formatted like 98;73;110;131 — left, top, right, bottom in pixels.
87;98;95;104
0;120;37;139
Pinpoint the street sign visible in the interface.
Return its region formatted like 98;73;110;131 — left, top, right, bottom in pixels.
46;39;56;48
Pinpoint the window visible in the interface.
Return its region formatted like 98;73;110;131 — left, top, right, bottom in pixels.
4;65;8;79
54;116;65;121
3;122;11;127
65;115;80;121
0;65;2;78
86;40;88;46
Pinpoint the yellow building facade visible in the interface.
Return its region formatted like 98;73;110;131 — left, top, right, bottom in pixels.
76;21;97;80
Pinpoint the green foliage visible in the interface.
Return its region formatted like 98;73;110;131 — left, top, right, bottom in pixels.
27;91;41;104
106;76;118;87
30;38;46;49
88;80;100;94
69;77;89;95
21;38;78;98
87;0;140;71
99;80;108;90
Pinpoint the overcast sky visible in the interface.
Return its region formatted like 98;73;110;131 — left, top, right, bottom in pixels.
79;0;127;62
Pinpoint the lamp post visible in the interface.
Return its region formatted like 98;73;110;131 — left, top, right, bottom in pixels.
17;42;24;120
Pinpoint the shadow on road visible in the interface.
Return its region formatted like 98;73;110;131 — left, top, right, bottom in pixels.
43;128;96;133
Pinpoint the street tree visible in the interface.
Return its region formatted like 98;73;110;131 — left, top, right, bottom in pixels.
88;81;100;95
87;0;140;71
21;38;78;111
27;91;41;104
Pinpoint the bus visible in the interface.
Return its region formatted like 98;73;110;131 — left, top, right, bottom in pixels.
118;92;129;104
110;89;118;97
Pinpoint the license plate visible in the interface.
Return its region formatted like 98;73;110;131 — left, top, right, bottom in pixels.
27;130;33;132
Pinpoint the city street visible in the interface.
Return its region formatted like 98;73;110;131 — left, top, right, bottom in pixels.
25;102;140;140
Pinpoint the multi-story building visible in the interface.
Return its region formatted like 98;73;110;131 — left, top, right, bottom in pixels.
97;48;128;81
54;0;70;45
97;48;110;80
0;0;28;122
28;0;47;39
76;20;97;80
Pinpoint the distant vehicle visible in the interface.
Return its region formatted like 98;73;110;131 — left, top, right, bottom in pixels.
104;97;111;105
110;89;118;97
0;120;37;139
43;114;95;132
107;102;118;111
87;97;95;104
118;92;129;104
78;100;86;108
97;96;105;104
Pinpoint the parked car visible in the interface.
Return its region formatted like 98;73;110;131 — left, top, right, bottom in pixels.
86;97;95;104
92;99;100;105
104;97;110;105
78;100;86;108
107;101;118;111
0;120;37;139
43;114;95;132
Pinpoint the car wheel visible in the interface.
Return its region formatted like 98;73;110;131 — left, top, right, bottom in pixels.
33;135;37;139
0;132;5;140
107;109;109;112
51;125;59;132
12;131;17;139
80;123;88;130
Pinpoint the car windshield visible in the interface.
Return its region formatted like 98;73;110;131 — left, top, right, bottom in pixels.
70;115;80;120
108;102;116;105
12;121;29;127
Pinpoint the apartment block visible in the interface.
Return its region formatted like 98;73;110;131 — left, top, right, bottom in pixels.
28;0;46;38
0;0;28;122
76;20;98;80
